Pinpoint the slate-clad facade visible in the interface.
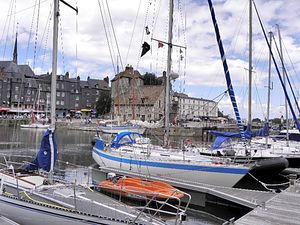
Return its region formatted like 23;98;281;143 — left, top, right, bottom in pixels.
0;61;110;116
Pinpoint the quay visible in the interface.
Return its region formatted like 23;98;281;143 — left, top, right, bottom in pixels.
235;181;300;225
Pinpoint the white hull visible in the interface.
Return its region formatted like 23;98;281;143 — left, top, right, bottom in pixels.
92;148;249;187
101;127;145;134
20;124;50;129
0;195;127;225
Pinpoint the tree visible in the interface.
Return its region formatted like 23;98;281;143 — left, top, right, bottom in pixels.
95;91;111;116
143;72;162;85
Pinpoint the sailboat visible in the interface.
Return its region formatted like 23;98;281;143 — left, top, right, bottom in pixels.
20;85;50;129
201;2;300;168
0;1;170;224
92;0;280;189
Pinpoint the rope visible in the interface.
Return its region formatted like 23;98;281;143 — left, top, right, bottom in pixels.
105;0;123;71
23;191;70;210
40;1;53;70
136;0;151;69
97;0;116;74
25;0;38;64
33;0;41;70
125;0;142;66
2;0;15;59
75;1;78;77
247;172;290;191
59;14;66;74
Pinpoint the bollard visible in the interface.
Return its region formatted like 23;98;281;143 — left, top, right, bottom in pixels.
288;174;297;192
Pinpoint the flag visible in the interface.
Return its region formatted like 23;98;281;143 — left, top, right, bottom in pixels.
141;42;150;57
158;42;164;48
179;48;183;54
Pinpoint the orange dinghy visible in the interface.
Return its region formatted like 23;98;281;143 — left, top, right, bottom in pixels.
98;176;184;201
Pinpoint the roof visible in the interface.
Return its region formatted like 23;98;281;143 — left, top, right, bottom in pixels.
111;66;143;82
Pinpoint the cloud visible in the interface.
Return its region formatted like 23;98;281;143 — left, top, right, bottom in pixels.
1;0;300;119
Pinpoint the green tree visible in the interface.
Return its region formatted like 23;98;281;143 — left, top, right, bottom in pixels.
143;72;162;85
95;91;111;116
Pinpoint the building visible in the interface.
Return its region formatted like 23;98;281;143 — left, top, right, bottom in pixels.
0;60;110;116
173;92;219;121
111;65;165;122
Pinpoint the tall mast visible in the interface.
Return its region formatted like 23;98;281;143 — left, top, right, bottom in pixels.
247;0;253;132
164;0;174;147
277;24;289;145
266;31;273;145
51;0;59;129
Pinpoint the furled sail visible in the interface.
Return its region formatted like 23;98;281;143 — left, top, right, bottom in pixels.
25;128;57;172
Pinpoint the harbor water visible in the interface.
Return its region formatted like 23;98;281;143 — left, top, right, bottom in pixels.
0;125;222;225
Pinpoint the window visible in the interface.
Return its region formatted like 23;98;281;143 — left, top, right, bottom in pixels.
61;83;64;89
56;100;59;105
61;92;65;97
15;86;19;91
61;100;64;105
57;92;60;97
76;96;79;101
27;90;31;95
96;90;99;95
7;93;10;98
75;103;79;107
75;89;79;93
14;94;18;100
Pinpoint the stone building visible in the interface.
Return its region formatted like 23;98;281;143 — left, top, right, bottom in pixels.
0;60;110;116
111;66;165;122
173;92;219;120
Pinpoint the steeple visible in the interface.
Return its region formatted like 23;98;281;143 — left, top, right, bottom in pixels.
13;32;18;64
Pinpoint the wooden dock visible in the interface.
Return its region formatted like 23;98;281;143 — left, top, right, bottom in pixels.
235;182;300;225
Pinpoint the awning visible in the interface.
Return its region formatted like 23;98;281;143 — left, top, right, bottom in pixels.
0;107;9;112
81;109;91;112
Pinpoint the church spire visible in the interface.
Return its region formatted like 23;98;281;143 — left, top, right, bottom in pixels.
13;32;18;64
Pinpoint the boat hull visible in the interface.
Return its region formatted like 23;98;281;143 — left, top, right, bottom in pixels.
92;148;249;188
20;124;50;129
100;127;145;134
0;195;126;225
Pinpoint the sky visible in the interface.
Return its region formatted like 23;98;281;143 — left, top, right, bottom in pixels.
1;0;300;121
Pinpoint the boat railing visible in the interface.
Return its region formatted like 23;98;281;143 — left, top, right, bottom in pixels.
129;189;190;225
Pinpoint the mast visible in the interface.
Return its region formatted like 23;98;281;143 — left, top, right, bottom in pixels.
277;24;289;145
247;0;253;133
51;0;59;130
164;0;174;147
266;31;273;145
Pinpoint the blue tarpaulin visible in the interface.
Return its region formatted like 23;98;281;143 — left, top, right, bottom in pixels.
210;123;269;149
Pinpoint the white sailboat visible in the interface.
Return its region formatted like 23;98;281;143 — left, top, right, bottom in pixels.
92;0;260;188
0;1;169;224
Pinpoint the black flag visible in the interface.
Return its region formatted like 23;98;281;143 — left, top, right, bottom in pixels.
141;42;150;57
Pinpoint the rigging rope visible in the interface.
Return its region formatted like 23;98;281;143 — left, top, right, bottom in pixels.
75;1;78;77
97;0;116;74
59;14;66;74
25;0;38;64
2;0;15;59
33;0;41;70
125;0;142;67
105;0;123;71
39;1;53;70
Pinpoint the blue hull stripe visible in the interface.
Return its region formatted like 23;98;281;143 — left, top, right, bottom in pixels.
93;149;249;175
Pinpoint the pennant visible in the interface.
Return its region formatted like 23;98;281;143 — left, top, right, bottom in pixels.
158;42;164;48
180;55;184;61
145;26;150;35
141;42;150;57
179;48;183;54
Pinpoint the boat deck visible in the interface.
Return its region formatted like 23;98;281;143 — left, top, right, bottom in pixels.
3;183;164;225
0;216;20;225
235;183;300;224
99;167;276;209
